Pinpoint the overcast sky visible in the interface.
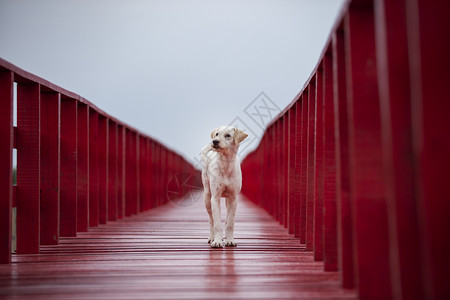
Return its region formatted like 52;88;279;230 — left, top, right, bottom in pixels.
0;0;345;166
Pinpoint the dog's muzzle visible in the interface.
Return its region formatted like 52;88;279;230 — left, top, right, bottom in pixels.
212;139;220;149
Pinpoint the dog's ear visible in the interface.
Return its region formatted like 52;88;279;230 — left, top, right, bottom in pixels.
234;128;248;144
210;128;218;139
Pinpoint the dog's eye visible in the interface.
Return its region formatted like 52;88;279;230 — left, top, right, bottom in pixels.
225;134;231;138
215;132;218;136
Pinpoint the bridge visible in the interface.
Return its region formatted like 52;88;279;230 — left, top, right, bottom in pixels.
1;1;449;299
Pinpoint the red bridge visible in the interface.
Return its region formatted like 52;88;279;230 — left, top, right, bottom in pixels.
1;1;449;299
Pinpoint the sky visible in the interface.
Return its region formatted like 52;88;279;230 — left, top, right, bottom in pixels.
0;0;345;166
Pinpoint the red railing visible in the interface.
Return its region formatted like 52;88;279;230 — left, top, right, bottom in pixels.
241;0;449;299
0;58;197;263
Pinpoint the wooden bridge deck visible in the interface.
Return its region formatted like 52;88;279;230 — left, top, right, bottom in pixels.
0;194;356;299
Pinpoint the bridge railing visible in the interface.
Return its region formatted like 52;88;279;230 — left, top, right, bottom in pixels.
241;0;449;299
0;58;197;264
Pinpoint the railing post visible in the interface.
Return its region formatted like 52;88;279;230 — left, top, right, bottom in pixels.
322;47;338;272
332;26;355;289
60;97;77;237
406;0;450;298
374;0;424;298
98;115;108;224
89;108;99;227
293;101;302;239
314;68;324;261
306;81;316;251
0;70;14;263
345;2;393;298
117;125;125;219
40;91;60;244
76;102;89;232
108;120;118;221
288;106;296;235
299;92;308;244
16;82;40;254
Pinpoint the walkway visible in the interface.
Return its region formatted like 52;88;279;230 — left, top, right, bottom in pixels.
0;194;356;299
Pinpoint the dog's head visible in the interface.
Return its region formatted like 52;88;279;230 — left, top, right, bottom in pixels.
210;126;248;154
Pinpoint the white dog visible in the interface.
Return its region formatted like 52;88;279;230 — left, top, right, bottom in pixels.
201;126;248;248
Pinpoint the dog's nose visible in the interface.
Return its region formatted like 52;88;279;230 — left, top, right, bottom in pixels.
213;139;220;145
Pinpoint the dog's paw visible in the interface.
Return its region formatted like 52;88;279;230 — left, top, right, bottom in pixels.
210;240;223;248
225;240;237;247
207;237;214;244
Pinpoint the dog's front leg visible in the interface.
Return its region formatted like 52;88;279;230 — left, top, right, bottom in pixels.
210;196;223;248
225;196;238;247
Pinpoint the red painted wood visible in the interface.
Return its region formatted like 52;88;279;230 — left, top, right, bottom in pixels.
139;136;149;212
1;195;356;299
16;82;41;254
332;27;355;289
288;107;296;235
306;82;316;252
117;125;125;219
299;93;308;245
76;103;89;232
407;0;450;298
125;129;137;216
345;3;393;298
322;47;338;272
40;92;60;245
374;0;424;298
0;70;13;263
293;101;302;239
314;68;324;262
282;117;288;228
98;115;108;224
135;134;140;211
108;121;118;221
60;97;77;237
89;109;99;227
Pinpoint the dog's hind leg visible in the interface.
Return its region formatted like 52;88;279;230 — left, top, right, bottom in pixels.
225;196;238;247
203;191;214;243
210;196;223;248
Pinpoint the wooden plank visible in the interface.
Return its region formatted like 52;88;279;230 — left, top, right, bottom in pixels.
98;115;108;224
332;26;355;289
40;92;60;244
16;82;41;254
322;47;338;272
2;195;357;300
0;70;13;263
60;97;77;237
89;109;99;227
76;103;89;232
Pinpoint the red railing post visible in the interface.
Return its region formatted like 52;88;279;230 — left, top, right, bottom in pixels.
76;102;89;232
16;82;40;254
60;97;77;237
374;0;424;298
332;26;355;289
89;108;99;227
108;120;118;221
299;93;308;245
0;70;13;263
98;115;108;224
322;47;338;272
40;91;60;244
345;2;393;298
288;106;296;235
306;81;316;251
406;0;450;298
293;101;302;239
117;125;125;219
314;67;324;261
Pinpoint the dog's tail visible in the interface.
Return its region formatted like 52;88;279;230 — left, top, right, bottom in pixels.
201;144;213;168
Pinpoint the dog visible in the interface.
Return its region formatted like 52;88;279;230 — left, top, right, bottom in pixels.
201;126;248;248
